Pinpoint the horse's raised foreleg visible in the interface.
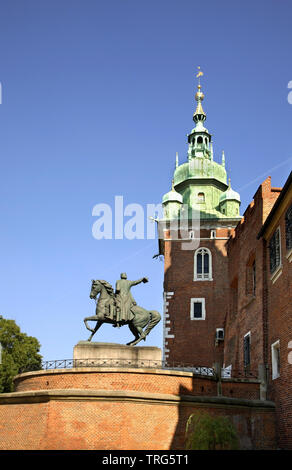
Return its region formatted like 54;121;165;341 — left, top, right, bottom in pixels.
87;320;103;342
84;316;102;341
84;316;97;333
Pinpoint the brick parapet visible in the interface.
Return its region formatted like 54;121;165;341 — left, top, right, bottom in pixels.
0;376;276;450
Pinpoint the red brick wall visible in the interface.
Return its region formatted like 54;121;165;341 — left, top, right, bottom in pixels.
0;397;276;450
14;368;217;397
0;369;275;450
163;227;232;367
265;203;292;449
224;178;281;372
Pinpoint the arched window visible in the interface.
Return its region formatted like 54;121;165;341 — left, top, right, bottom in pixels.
194;248;212;281
197;136;203;145
197;192;205;203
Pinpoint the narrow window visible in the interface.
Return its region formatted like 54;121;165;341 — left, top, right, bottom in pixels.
271;340;280;379
230;278;238;318
197;192;205;203
190;298;206;320
286;204;292;251
243;332;251;369
252;260;256;296
194;248;212;281
246;254;256;296
269;227;281;274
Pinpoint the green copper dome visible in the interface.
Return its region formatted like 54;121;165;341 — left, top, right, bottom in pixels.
162;188;183;204
161;70;241;221
173;158;227;187
219;182;241;203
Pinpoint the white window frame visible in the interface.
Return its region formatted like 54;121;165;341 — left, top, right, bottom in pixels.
216;328;224;340
270;226;282;283
194;247;213;281
190;298;206;321
210;230;216;239
271;340;280;380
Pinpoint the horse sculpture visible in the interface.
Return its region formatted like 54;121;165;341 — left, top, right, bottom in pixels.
83;279;161;346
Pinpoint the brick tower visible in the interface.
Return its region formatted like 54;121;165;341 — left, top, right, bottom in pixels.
158;69;242;368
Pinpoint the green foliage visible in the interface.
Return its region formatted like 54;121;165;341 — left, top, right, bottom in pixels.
0;316;42;392
185;410;239;450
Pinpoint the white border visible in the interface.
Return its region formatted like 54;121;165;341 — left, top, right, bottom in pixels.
190;298;206;320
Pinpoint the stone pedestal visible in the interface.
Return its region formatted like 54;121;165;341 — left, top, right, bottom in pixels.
73;341;162;367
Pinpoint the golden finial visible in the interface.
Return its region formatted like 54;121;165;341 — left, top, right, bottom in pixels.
196;66;204;79
193;66;206;123
196;66;204;89
195;66;204;101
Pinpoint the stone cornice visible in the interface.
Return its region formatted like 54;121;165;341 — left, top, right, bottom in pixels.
0;388;276;410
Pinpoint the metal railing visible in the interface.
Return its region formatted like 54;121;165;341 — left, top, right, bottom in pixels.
19;358;216;377
18;359;258;380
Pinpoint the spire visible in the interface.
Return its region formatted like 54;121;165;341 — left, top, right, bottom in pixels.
193;66;206;124
222;150;225;167
175;152;179;168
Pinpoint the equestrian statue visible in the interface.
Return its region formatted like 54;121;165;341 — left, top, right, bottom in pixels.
83;273;161;346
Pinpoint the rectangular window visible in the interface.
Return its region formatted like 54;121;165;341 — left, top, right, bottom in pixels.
243;332;251;368
190;298;206;320
269;227;281;274
271;340;280;380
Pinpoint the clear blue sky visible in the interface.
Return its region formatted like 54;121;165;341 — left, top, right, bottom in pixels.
0;0;291;361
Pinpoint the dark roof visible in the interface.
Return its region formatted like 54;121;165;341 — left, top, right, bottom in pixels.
257;171;292;239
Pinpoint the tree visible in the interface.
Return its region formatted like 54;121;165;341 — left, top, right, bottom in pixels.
0;316;42;392
185;410;239;450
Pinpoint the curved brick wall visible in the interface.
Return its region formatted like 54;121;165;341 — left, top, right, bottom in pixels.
14;367;217;396
0;368;276;450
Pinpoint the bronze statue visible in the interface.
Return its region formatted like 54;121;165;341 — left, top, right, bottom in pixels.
83;275;161;346
115;273;148;326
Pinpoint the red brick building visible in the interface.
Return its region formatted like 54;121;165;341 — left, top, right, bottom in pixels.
257;172;292;449
159;75;292;448
224;173;292;448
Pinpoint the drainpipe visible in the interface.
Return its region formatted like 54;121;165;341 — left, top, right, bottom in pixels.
214;362;222;396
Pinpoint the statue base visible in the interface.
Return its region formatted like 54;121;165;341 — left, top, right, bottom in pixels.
73;341;162;368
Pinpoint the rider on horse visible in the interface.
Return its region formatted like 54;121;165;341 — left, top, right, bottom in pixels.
114;273;148;327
